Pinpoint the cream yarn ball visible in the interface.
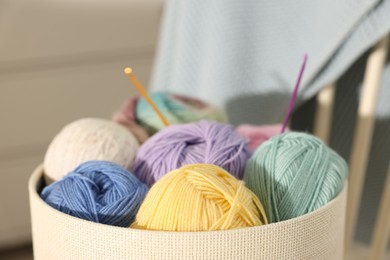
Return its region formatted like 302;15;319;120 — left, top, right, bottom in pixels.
44;118;139;183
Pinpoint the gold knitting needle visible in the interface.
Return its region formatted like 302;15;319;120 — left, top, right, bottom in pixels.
124;67;170;127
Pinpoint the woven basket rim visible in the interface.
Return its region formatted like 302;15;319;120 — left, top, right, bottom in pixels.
29;163;347;235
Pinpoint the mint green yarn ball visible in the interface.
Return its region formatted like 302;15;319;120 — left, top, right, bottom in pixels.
136;92;228;135
244;132;348;223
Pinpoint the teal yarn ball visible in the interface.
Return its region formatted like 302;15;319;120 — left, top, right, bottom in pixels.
136;92;228;134
244;132;348;223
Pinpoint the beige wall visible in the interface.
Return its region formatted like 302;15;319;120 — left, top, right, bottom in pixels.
0;0;163;248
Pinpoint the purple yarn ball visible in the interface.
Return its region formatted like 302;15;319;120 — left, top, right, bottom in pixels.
133;120;251;186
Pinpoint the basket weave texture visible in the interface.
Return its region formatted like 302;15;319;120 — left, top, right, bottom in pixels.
29;165;347;260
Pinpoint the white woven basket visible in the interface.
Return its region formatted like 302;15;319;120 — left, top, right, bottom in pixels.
29;164;347;260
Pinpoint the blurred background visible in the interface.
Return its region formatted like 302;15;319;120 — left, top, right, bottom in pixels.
0;1;163;258
1;0;390;259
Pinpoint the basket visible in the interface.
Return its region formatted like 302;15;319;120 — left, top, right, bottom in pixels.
29;164;347;260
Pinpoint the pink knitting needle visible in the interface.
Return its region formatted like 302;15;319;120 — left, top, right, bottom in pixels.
281;54;308;133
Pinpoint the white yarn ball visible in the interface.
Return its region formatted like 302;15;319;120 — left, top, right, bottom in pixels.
44;118;139;183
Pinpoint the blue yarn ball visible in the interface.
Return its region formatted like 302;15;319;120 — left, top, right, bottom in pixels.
41;160;148;227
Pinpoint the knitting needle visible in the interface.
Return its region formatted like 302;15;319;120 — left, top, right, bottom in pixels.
281;54;308;133
124;67;170;127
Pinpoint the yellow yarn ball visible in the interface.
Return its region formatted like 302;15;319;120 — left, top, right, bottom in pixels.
131;164;267;231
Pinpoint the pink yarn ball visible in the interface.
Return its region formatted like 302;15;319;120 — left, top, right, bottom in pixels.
236;124;288;152
112;96;149;144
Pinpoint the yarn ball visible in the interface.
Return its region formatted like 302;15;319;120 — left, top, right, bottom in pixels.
244;132;348;223
132;164;267;231
41;160;148;227
44;118;139;183
113;92;228;136
134;120;250;186
236;124;288;152
112;97;149;144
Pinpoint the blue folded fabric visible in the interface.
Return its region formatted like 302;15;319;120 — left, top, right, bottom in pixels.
151;0;390;245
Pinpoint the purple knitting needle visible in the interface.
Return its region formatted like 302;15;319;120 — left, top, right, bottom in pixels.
281;54;308;133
